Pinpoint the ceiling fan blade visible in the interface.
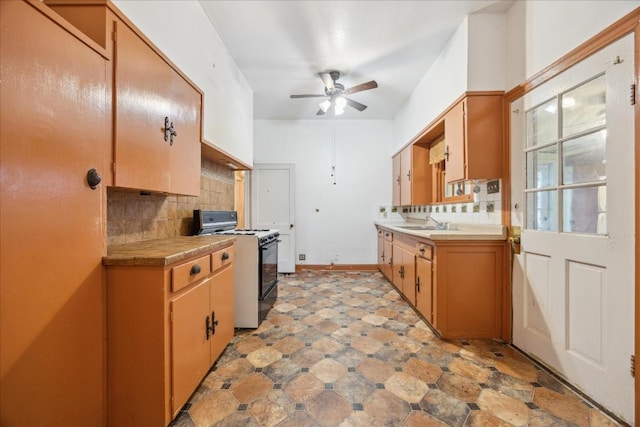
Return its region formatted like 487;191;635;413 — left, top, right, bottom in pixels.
316;109;326;116
345;97;367;111
319;73;335;91
344;80;378;95
290;94;327;98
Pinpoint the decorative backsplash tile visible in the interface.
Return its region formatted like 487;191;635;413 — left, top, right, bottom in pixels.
401;179;502;225
107;159;234;246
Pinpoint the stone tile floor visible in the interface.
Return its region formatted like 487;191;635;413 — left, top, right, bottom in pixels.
170;270;624;427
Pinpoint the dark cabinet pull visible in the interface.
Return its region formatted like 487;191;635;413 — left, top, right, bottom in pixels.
190;264;201;275
164;116;177;145
87;168;101;189
205;315;211;340
221;252;229;261
205;312;218;339
416;276;421;292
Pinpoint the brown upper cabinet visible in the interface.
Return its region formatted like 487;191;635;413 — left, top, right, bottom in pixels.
444;93;503;183
47;0;202;196
392;143;431;206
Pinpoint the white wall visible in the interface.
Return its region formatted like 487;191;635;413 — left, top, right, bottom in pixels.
392;17;468;153
112;0;254;166
253;120;393;265
392;13;507;153
506;0;640;88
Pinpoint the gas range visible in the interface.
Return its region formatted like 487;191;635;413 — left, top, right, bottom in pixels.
193;210;279;244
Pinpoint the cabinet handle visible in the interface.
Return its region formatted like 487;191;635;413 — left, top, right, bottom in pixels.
416;276;421;292
444;145;450;162
190;264;201;275
211;311;218;335
205;315;211;340
221;252;230;261
163;116;177;145
407;170;411;180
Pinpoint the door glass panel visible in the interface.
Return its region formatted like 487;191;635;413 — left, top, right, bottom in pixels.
562;75;606;137
526;146;558;189
527;190;558;231
526;99;558;148
562;186;606;234
562;130;606;185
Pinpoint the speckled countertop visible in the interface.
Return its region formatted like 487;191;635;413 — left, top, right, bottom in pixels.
103;235;236;266
375;221;507;241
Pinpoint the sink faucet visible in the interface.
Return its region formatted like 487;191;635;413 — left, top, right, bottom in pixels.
426;216;448;230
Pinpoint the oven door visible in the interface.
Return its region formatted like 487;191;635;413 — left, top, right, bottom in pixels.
259;238;278;300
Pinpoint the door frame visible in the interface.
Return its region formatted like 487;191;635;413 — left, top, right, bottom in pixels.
502;7;640;424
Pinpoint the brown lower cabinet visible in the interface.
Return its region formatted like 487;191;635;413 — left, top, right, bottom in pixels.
105;244;234;426
378;227;506;340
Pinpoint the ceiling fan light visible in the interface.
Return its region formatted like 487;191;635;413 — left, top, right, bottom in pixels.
319;99;331;113
334;96;347;109
334;105;345;115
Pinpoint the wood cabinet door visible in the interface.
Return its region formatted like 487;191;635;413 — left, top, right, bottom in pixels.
415;257;433;323
114;18;172;192
171;280;211;416
209;266;235;364
0;2;108;424
402;248;416;305
400;147;412;206
383;238;393;279
392;154;401;206
168;66;201;196
444;99;466;183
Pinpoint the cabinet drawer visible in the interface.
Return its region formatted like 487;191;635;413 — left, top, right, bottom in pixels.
416;242;433;260
172;255;211;292
211;246;234;272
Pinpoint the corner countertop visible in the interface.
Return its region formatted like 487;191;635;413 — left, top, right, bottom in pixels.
103;235;236;266
375;220;507;241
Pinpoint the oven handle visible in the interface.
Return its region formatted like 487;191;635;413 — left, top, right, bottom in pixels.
260;240;281;250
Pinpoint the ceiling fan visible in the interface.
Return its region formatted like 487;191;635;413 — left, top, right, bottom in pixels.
290;71;378;116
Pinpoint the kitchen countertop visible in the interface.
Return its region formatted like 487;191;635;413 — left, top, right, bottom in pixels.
103;235;236;266
375;220;507;241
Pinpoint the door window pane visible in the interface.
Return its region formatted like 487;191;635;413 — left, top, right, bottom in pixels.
562;130;606;185
562;75;606;137
526;99;558;148
562;186;606;234
527;190;558;231
526;146;558;189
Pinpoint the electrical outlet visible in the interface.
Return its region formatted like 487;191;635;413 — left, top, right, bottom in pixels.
298;254;306;261
487;180;500;194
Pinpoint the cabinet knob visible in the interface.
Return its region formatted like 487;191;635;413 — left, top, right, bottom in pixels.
190;264;201;275
87;168;101;189
221;252;230;261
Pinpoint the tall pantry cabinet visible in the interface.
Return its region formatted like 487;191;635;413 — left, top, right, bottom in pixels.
0;1;110;425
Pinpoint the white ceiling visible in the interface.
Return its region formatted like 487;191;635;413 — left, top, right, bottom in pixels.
199;0;513;120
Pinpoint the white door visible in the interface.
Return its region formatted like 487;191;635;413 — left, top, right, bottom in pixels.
510;34;634;422
251;164;296;273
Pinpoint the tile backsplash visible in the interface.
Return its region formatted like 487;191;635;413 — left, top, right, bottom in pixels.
402;179;502;225
107;159;234;246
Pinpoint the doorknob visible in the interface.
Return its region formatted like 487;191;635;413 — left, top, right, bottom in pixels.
290;224;294;229
508;226;521;254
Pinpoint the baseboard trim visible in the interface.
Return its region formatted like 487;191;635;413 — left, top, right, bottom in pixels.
295;264;379;272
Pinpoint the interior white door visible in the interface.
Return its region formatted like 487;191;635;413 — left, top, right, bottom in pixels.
510;34;634;422
251;164;295;273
